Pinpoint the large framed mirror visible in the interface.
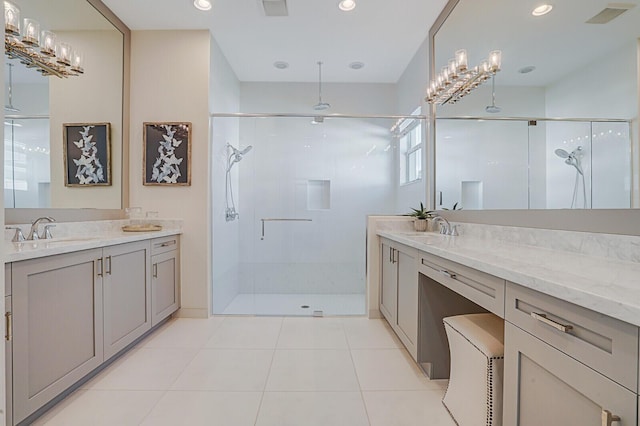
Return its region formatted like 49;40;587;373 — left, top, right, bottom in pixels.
4;0;129;210
429;0;639;211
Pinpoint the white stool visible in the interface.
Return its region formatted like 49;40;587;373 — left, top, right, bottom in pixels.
442;313;505;426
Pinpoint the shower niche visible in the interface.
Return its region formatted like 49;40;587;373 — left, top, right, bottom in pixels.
435;118;632;210
307;180;330;210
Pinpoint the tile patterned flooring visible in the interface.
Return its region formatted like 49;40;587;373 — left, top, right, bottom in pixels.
221;293;366;316
33;316;456;426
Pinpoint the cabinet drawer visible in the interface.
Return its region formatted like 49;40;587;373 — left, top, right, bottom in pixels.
418;253;505;317
506;282;639;391
504;322;637;426
151;235;180;256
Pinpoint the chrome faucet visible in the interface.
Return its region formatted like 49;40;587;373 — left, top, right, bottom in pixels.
432;215;458;236
27;216;55;240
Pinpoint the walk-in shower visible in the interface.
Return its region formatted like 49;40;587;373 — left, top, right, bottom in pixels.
225;143;252;221
212;112;424;316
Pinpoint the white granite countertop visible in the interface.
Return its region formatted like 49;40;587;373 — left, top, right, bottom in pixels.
378;230;640;328
5;222;182;263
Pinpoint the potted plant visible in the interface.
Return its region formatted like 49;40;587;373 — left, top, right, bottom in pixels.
407;202;435;232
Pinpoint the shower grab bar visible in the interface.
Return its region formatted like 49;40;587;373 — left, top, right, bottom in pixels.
260;218;312;240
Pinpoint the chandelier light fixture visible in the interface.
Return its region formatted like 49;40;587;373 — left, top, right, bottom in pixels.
4;0;84;78
426;49;501;105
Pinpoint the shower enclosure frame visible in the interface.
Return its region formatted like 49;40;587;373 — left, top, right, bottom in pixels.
210;111;427;316
432;116;633;210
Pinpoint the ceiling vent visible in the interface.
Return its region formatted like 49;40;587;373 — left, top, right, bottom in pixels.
586;3;635;24
261;0;288;16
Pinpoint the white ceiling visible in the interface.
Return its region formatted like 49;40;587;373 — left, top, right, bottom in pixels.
101;0;448;83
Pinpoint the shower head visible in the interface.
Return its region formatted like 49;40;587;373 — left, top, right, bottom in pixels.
226;143;252;171
485;105;502;114
554;149;570;159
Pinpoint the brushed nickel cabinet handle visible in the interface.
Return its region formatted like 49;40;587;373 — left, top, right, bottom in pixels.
5;312;12;341
106;256;112;275
440;269;457;279
602;409;621;426
96;258;103;277
160;240;176;247
153;263;158;278
531;312;573;333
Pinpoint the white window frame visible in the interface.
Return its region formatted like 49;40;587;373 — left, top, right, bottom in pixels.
398;111;424;186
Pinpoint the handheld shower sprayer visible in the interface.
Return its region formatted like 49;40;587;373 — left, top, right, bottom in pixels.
555;146;586;208
225;143;253;221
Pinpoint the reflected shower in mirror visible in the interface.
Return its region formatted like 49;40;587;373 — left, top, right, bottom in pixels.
436;118;631;210
431;0;639;209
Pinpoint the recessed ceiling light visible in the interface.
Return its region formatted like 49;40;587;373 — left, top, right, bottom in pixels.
349;61;365;70
532;4;553;16
193;0;212;11
518;65;536;74
273;61;289;70
338;0;356;12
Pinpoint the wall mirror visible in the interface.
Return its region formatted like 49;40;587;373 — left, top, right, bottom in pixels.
431;0;639;210
4;0;127;209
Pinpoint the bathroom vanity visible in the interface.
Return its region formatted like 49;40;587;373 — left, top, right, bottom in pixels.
4;224;181;425
374;221;640;425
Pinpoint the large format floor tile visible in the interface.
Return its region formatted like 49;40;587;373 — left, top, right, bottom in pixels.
171;349;274;391
256;392;370;426
205;316;283;349
140;391;262;426
85;348;199;391
141;317;226;349
32;390;163;426
342;318;403;349
276;317;348;349
266;349;360;391
363;390;456;426
351;349;446;391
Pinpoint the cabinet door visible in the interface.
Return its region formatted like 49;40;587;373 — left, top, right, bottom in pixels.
380;243;397;325
12;249;104;424
504;322;637;426
396;249;418;357
151;250;180;326
103;241;151;360
5;295;12;426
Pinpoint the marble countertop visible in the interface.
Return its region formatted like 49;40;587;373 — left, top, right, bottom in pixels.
5;228;182;263
378;230;640;327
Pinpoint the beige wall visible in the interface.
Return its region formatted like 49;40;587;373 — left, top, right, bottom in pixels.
50;30;123;209
129;30;211;318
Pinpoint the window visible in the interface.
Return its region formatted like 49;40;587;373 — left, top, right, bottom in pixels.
398;109;423;185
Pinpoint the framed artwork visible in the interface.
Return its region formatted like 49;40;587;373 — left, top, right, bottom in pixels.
143;122;192;186
63;123;111;186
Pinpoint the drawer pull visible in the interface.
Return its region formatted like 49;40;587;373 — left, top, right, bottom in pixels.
96;258;103;277
5;312;11;341
601;409;621;426
531;312;573;333
156;240;176;248
153;263;158;278
440;269;457;279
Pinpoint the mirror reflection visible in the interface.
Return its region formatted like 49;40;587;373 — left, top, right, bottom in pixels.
433;0;639;210
4;0;124;209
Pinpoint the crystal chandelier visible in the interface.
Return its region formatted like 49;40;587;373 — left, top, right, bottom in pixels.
426;49;501;105
4;1;84;78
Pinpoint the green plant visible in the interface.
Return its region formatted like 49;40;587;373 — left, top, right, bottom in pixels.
442;202;463;211
407;202;435;220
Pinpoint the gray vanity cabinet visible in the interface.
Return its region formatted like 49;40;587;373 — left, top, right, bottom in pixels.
5;263;12;426
103;241;152;360
150;236;180;326
380;239;418;360
380;241;398;325
504;322;637;425
11;249;104;425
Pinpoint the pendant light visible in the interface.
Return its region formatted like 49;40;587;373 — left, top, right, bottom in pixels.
313;61;331;111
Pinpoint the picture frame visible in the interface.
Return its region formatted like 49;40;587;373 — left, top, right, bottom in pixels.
63;123;111;187
143;122;192;186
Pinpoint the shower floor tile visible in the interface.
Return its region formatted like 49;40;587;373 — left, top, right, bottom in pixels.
221;293;366;316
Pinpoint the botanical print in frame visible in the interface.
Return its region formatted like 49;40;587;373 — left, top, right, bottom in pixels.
143;122;192;186
63;123;111;186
